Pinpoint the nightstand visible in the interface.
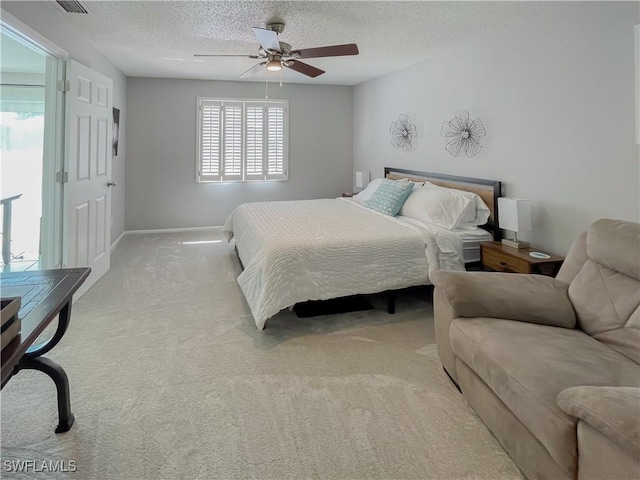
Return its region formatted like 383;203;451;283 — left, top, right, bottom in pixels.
341;192;355;197
480;241;564;276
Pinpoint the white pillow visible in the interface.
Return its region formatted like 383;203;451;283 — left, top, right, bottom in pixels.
398;178;426;187
353;178;383;202
422;181;490;226
399;186;476;230
354;178;413;202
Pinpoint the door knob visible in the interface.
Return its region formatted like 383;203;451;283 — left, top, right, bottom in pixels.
107;181;117;187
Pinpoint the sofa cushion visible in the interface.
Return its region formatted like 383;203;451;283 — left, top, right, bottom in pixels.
593;326;640;365
567;218;640;365
450;318;640;475
456;361;573;480
587;218;640;281
569;260;640;336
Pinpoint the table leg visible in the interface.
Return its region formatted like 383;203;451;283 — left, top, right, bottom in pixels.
18;356;74;433
26;302;71;357
387;290;396;314
20;302;74;433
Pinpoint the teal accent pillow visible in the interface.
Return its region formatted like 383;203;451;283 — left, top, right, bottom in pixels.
364;179;414;216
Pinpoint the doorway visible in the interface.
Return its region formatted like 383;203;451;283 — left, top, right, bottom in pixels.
1;23;64;271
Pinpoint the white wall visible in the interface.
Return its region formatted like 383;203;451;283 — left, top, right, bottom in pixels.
2;1;127;245
125;78;352;230
354;2;640;255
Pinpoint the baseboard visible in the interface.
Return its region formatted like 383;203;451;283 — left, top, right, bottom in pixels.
110;231;126;252
123;226;223;235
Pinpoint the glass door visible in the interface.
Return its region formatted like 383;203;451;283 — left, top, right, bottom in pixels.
1;23;64;271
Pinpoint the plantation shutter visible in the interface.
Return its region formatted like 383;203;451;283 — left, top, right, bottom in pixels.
198;100;222;182
197;98;288;182
222;101;243;181
265;103;287;180
244;102;265;179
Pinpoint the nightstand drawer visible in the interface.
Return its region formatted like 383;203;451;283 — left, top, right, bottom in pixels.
482;250;531;274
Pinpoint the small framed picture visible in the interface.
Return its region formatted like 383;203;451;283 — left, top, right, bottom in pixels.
112;107;120;156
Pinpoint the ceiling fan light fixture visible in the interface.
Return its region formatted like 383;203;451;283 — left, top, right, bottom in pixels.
266;59;282;71
196;23;358;80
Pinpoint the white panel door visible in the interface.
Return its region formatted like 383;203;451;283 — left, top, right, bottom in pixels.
65;60;113;297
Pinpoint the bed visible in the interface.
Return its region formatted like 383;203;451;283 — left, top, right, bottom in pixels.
223;168;501;329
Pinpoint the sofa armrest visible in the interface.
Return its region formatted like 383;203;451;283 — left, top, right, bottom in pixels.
430;271;576;328
557;386;640;457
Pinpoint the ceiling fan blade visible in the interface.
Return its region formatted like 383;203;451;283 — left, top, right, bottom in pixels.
239;62;267;79
251;27;281;51
291;43;359;59
194;54;259;58
285;60;325;78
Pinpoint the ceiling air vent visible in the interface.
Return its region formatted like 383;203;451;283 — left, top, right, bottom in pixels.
56;0;88;14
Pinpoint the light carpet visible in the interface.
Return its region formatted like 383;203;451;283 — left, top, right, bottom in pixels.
1;229;523;479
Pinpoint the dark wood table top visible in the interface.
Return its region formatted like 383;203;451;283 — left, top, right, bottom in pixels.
480;241;564;264
1;268;90;385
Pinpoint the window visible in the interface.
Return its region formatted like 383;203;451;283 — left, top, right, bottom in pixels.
197;98;288;182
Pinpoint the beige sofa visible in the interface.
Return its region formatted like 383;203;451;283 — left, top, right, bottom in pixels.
431;218;640;480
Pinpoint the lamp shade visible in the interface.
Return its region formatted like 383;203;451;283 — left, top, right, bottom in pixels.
266;60;282;71
498;197;532;233
355;171;370;189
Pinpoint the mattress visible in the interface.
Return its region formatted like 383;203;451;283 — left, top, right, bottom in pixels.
223;198;466;329
457;228;493;263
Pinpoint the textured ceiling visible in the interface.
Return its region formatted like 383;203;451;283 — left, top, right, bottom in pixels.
46;0;568;85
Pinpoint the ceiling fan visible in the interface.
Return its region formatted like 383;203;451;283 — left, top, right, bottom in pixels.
195;23;359;79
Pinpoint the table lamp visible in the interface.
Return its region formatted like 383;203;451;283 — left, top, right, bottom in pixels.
498;197;531;249
355;171;370;192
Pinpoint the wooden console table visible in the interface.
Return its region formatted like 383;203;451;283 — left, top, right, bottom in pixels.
1;268;90;432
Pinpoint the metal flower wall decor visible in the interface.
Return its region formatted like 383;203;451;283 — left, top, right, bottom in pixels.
440;110;486;158
390;114;417;151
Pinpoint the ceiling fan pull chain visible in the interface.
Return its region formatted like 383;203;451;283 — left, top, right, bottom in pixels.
279;68;283;87
265;69;269;99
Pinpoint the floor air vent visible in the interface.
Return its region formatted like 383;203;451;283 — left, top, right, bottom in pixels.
56;0;88;14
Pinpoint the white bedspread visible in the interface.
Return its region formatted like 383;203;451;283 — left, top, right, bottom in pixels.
223;198;464;329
